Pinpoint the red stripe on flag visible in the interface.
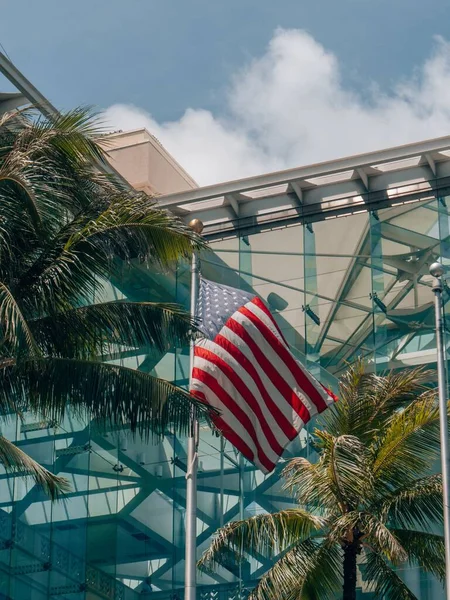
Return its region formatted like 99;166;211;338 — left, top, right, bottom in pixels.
191;390;257;464
252;296;289;346
241;304;329;413
194;346;284;456
191;366;274;472
225;317;311;425
214;415;265;468
214;333;298;440
321;384;338;403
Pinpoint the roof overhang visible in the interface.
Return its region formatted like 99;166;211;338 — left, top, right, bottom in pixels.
158;135;450;238
0;91;28;114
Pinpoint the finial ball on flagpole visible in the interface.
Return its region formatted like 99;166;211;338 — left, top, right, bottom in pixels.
430;262;445;278
189;218;204;234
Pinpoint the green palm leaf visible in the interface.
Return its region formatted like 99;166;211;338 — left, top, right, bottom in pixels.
282;457;339;510
329;511;407;563
0;169;41;230
32;301;196;358
0;435;70;500
65;194;206;263
363;551;419;600
324;362;430;444
0;358;212;438
198;510;323;570
371;392;440;489
295;543;342;600
378;475;443;530
0;106;209;503
312;432;373;509
13;106;108;166
17;199;205;314
249;541;342;600
201;364;445;598
391;529;445;581
0;282;41;358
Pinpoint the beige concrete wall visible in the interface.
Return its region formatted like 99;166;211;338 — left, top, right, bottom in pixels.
102;129;197;196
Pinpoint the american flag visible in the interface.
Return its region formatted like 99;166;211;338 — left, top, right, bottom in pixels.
190;278;336;473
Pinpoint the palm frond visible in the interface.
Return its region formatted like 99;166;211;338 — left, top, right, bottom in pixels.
0;357;212;438
0;128;77;229
391;529;445;581
324;362;430;444
17;107;108;166
329;512;407;563
293;542;342;600
248;540;341;600
32;301;196;358
65;194;206;264
371;392;440;489
363;551;419;600
198;509;323;571
0;108;213;505
0;435;70;500
377;475;443;530
312;432;373;509
0;170;41;230
365;367;430;419
17;198;205;314
322;359;369;437
200;362;445;598
0;282;40;358
0;106;37;133
282;434;373;510
282;457;339;510
0;107;117;246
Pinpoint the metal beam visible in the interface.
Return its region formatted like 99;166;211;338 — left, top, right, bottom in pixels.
330;276;417;372
425;153;437;176
202;257;373;314
380;222;440;251
0;51;129;186
357;168;369;191
64;466;141;483
288;181;304;204
0;52;57;119
158;135;450;209
225;194;241;218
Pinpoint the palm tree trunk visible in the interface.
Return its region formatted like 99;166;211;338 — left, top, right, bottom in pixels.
342;542;358;600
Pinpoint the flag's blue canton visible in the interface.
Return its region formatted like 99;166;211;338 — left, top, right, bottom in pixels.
197;278;254;340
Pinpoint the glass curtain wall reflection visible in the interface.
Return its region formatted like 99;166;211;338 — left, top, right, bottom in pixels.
0;195;447;599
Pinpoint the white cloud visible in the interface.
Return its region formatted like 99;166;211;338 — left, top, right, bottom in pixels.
103;29;450;186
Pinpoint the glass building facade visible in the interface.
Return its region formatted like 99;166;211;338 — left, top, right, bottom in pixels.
1;164;450;598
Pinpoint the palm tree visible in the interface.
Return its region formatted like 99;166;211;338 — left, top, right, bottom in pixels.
0;107;210;499
199;363;446;600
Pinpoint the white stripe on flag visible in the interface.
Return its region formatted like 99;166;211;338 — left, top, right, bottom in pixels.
219;324;306;431
192;354;281;465
232;311;320;418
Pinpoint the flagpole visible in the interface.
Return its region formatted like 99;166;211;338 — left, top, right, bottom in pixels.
430;261;450;600
185;218;203;600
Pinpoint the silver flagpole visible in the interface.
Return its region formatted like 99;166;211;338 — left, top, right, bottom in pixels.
185;218;203;600
430;261;450;600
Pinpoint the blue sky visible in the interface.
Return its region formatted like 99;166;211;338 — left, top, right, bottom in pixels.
1;0;447;119
3;1;450;184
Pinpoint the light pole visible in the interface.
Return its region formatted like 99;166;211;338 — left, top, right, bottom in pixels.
430;261;450;600
184;218;203;600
